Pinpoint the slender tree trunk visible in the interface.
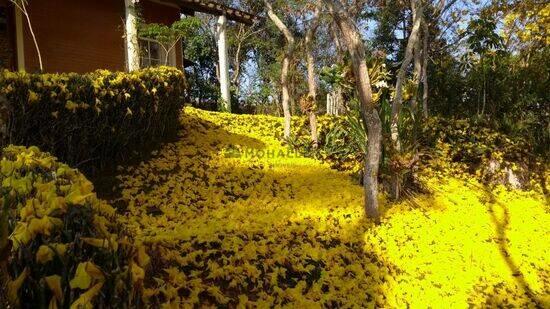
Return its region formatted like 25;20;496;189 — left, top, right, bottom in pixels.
290;72;296;114
232;26;244;87
305;5;321;148
324;0;381;221
422;22;429;118
329;23;346;114
390;0;423;200
232;42;242;100
391;0;423;151
11;0;43;71
411;23;422;114
481;61;487;116
232;26;262;98
264;0;295;139
181;51;189;96
330;23;344;63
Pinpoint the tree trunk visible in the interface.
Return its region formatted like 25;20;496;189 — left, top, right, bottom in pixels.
264;0;295;139
329;23;346;115
391;0;423;151
411;22;422;114
481;62;487;116
232;26;244;87
390;0;422;200
14;1;43;72
181;47;189;96
324;0;381;221
123;0;140;71
422;22;429;119
305;5;321;148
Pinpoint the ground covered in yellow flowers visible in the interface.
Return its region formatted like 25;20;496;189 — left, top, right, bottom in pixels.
108;108;549;307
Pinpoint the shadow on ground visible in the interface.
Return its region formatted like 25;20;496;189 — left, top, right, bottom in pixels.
91;110;397;306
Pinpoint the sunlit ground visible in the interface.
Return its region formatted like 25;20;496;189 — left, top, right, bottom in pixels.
112;108;549;307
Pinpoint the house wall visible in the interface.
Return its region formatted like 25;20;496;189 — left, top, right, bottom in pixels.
22;0;182;73
0;0;16;70
22;0;126;73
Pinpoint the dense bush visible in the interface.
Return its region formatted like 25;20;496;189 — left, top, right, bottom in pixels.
420;117;547;188
291;115;364;175
0;146;146;308
291;113;547;190
0;67;186;173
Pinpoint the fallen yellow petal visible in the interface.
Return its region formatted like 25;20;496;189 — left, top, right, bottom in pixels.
7;267;29;305
70;282;104;309
44;275;63;301
36;245;55;264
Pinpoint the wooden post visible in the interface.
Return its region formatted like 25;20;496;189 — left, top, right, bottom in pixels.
14;8;24;71
125;0;140;71
216;15;231;112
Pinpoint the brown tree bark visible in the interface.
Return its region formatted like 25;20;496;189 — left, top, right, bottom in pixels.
324;0;382;221
264;0;295;139
232;25;245;98
411;21;423;113
391;0;423;151
305;5;321;148
389;0;423;200
329;23;346;114
422;22;429;119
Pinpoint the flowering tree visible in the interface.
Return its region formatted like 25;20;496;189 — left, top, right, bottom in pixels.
9;0;42;71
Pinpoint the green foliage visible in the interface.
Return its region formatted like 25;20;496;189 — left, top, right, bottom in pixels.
0;67;186;173
320;65;353;91
290;114;364;177
433;45;549;157
0;146;141;308
429;9;549;158
139;18;201;46
292;109;546;190
420;116;547;188
465;18;503;55
139;17;202;65
180;18;219;109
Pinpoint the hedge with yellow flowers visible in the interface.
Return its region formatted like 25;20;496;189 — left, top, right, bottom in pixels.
0;67;186;172
0;146;145;308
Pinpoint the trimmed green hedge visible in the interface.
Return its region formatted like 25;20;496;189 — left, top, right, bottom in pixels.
0;67;185;172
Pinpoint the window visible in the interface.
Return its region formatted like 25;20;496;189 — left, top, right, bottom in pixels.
139;38;176;68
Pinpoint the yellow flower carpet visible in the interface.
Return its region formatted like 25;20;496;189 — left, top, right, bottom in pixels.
110;108;549;307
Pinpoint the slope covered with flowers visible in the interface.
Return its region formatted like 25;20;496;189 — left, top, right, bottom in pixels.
110;108;549;307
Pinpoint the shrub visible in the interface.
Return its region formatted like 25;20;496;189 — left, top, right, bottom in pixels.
291;113;546;190
0;146;147;308
420;117;544;188
0;67;186;173
291;115;364;176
